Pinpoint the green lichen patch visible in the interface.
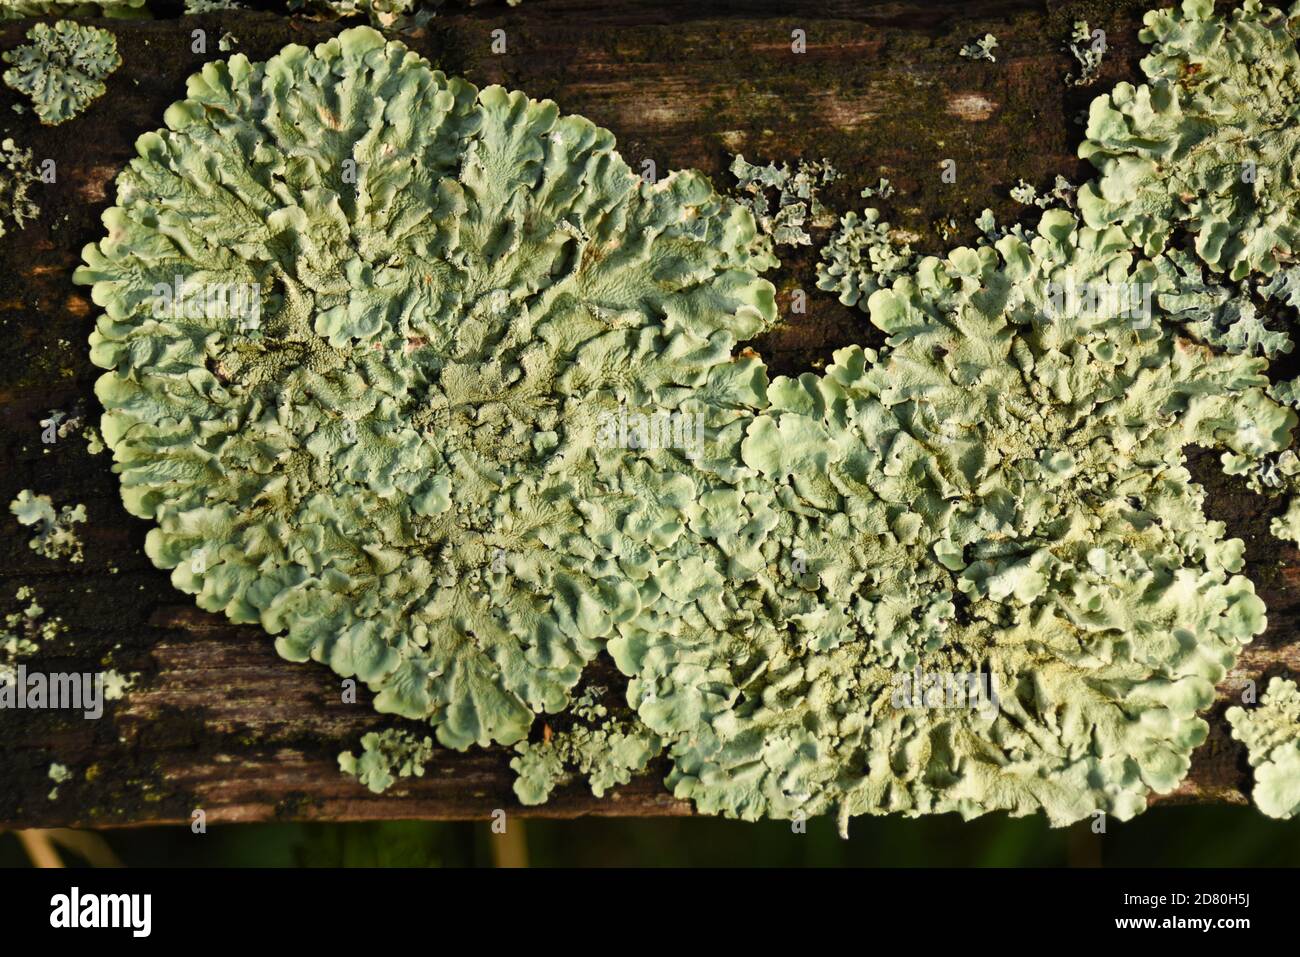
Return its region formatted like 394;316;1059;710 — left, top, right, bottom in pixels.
77;27;777;751
1227;676;1300;819
0;0;146;17
0;585;64;680
815;208;916;309
3;21;121;126
959;34;999;62
10;490;86;563
1079;0;1300;279
338;728;434;793
510;685;662;804
0;137;40;239
611;209;1287;831
728;153;840;248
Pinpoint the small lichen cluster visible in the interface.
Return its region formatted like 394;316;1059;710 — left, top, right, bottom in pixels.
1227;677;1300;819
728;153;840;248
0;586;64;682
2;21;121;126
9;490;87;563
1065;20;1106;86
510;685;661;804
959;34;998;62
0;137;40;239
338;728;434;793
815;208;916;308
1010;175;1077;210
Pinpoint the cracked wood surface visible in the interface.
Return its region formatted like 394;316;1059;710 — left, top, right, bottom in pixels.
1;0;1296;828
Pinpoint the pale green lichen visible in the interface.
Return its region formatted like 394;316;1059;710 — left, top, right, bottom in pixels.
959;34;998;63
338;728;433;793
510;685;662;804
0;137;40;239
1078;0;1300;279
815;208;916;309
0;0;146;17
77;27;777;752
1065;20;1106;87
9;490;86;563
611;209;1286;831
0;586;63;681
729;153;839;248
47;762;69;800
3;21;121;126
1227;677;1300;818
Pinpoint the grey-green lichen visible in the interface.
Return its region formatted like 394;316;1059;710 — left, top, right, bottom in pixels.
1065;20;1106;86
0;0;146;17
3;21;121;126
1079;0;1300;280
729;153;839;248
510;685;662;804
959;34;998;62
77;6;1300;828
338;728;434;793
77;27;777;752
608;208;1285;831
1227;677;1300;818
0;137;40;239
815;208;916;308
0;586;64;681
10;491;86;563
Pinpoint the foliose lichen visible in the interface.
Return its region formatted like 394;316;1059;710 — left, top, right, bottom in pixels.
609;208;1286;832
728;153;840;248
0;137;40;239
10;490;86;563
510;685;662;804
959;34;998;62
1065;20;1106;87
77;27;777;751
338;728;434;793
1078;0;1300;280
815;208;916;308
1227;676;1300;819
2;21;121;126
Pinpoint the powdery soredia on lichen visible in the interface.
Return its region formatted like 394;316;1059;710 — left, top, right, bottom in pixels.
3;21;121;126
1227;677;1300;819
76;27;777;751
610;209;1289;832
1078;0;1300;280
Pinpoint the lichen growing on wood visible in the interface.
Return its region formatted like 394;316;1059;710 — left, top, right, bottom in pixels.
1228;677;1300;819
3;21;121;126
76;26;777;751
0;137;40;239
1079;0;1300;280
9;491;86;563
338;728;434;793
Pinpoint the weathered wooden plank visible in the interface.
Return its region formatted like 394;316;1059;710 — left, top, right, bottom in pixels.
1;0;1294;829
